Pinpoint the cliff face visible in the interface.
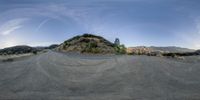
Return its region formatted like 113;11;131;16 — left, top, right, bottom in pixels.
58;34;115;54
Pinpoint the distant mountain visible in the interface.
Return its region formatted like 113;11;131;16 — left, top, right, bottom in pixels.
0;44;60;55
127;46;195;55
58;34;115;54
149;46;195;53
0;45;37;55
34;44;59;50
46;44;59;49
162;49;200;57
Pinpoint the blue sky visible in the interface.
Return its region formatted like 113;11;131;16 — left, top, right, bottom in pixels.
0;0;200;49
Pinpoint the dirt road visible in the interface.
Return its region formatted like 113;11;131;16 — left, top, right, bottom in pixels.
0;51;200;100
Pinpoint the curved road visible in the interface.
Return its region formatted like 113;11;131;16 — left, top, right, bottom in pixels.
0;51;200;100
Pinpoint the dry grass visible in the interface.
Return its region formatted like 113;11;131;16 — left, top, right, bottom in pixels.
0;53;33;62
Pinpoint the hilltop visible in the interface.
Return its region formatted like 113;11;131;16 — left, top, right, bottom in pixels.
58;34;116;54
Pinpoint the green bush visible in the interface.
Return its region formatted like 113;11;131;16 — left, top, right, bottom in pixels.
86;42;98;48
32;51;37;55
115;44;126;54
82;41;100;53
90;48;100;53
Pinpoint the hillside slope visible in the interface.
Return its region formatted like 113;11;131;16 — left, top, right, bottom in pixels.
58;34;115;54
0;45;36;55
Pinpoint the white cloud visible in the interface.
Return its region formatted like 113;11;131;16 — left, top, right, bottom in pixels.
35;18;51;32
0;18;29;35
196;22;200;34
1;25;22;35
0;3;101;33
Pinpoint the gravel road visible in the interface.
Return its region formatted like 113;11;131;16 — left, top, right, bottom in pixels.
0;51;200;100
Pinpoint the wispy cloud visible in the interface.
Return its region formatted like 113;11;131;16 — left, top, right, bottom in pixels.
35;18;51;32
1;3;106;30
196;20;200;34
0;18;29;35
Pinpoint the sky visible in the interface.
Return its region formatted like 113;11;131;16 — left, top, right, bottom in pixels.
0;0;200;49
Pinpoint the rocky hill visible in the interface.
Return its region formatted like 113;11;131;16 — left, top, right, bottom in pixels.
58;34;116;54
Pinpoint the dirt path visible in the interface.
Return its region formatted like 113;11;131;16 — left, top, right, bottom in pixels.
0;51;200;100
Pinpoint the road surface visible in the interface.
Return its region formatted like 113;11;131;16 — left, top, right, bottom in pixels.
0;51;200;100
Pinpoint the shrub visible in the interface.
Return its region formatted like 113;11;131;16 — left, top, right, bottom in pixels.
80;38;90;43
86;41;98;48
2;58;14;62
115;44;126;54
91;48;101;53
32;51;37;55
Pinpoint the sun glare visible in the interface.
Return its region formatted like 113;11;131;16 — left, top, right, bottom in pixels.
3;37;19;48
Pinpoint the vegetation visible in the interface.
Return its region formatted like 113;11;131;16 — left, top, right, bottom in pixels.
82;41;100;53
46;44;59;49
61;33;128;54
149;46;195;53
147;51;162;57
126;46;153;55
2;58;14;62
32;51;38;55
114;44;126;54
2;34;197;56
162;52;200;57
0;46;37;55
64;34;114;47
59;34;116;54
126;46;199;57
